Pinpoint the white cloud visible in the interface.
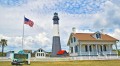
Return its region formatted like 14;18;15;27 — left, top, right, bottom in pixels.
112;29;120;40
0;0;120;52
111;0;120;7
0;32;51;52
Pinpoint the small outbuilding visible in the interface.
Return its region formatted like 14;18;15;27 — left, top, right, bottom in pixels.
57;50;68;57
35;48;46;58
6;51;14;59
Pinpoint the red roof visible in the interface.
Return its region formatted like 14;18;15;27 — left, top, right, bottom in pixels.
57;50;66;55
67;33;119;45
73;33;118;41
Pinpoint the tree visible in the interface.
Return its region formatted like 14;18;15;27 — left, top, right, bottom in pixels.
0;39;7;56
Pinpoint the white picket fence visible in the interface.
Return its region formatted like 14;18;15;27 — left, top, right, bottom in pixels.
0;56;120;61
30;56;120;61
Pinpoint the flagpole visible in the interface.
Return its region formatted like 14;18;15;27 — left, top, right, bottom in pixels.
22;16;25;50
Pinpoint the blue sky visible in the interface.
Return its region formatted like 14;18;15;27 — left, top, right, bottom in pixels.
0;0;120;52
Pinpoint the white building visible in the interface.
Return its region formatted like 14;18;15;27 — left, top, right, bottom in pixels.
6;51;14;59
35;48;46;58
67;28;119;56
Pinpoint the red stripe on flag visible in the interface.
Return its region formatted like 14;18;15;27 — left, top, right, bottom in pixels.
24;20;34;27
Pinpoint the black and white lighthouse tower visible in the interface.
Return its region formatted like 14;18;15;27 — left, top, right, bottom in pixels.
51;12;61;57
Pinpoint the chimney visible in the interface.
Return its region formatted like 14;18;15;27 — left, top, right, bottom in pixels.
72;27;76;34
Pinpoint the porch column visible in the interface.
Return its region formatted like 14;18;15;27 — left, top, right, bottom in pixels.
78;44;80;56
69;47;71;54
44;53;45;57
80;44;81;56
92;44;94;54
115;43;118;57
78;41;80;56
87;44;90;56
109;44;111;56
72;46;75;54
96;44;98;56
102;45;104;55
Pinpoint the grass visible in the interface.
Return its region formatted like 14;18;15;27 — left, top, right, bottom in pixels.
0;60;120;66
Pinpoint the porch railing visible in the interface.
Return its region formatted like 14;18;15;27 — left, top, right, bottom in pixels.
78;51;117;56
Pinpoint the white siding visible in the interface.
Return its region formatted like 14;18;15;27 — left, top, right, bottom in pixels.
69;36;79;56
35;49;46;58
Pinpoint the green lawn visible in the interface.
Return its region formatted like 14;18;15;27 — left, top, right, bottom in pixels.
0;60;120;66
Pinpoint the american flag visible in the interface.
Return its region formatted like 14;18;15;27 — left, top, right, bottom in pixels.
24;17;34;27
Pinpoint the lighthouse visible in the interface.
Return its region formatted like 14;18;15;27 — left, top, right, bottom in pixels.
51;12;61;57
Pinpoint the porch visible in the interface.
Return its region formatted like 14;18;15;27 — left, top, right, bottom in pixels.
80;44;118;56
70;44;118;56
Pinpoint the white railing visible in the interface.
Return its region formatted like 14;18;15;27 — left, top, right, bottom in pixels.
70;56;120;60
79;51;117;56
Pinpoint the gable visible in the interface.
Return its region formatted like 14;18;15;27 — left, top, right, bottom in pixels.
67;33;72;46
67;33;78;46
92;31;102;39
36;48;46;53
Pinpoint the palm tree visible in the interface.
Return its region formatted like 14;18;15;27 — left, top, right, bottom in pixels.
0;39;7;56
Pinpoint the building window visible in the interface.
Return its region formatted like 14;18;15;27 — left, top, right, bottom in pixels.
103;45;107;51
73;37;76;42
39;53;40;56
71;38;73;43
41;53;42;56
71;47;73;53
85;45;88;52
43;53;44;56
89;45;92;52
96;33;101;39
100;45;102;52
75;46;78;53
39;50;40;52
37;53;39;56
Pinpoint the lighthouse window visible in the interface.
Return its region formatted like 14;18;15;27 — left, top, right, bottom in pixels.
54;21;58;24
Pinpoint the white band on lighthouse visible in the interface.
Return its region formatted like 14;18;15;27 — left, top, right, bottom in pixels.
53;24;59;36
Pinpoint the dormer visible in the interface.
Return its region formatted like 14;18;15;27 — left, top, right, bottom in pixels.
93;31;102;39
